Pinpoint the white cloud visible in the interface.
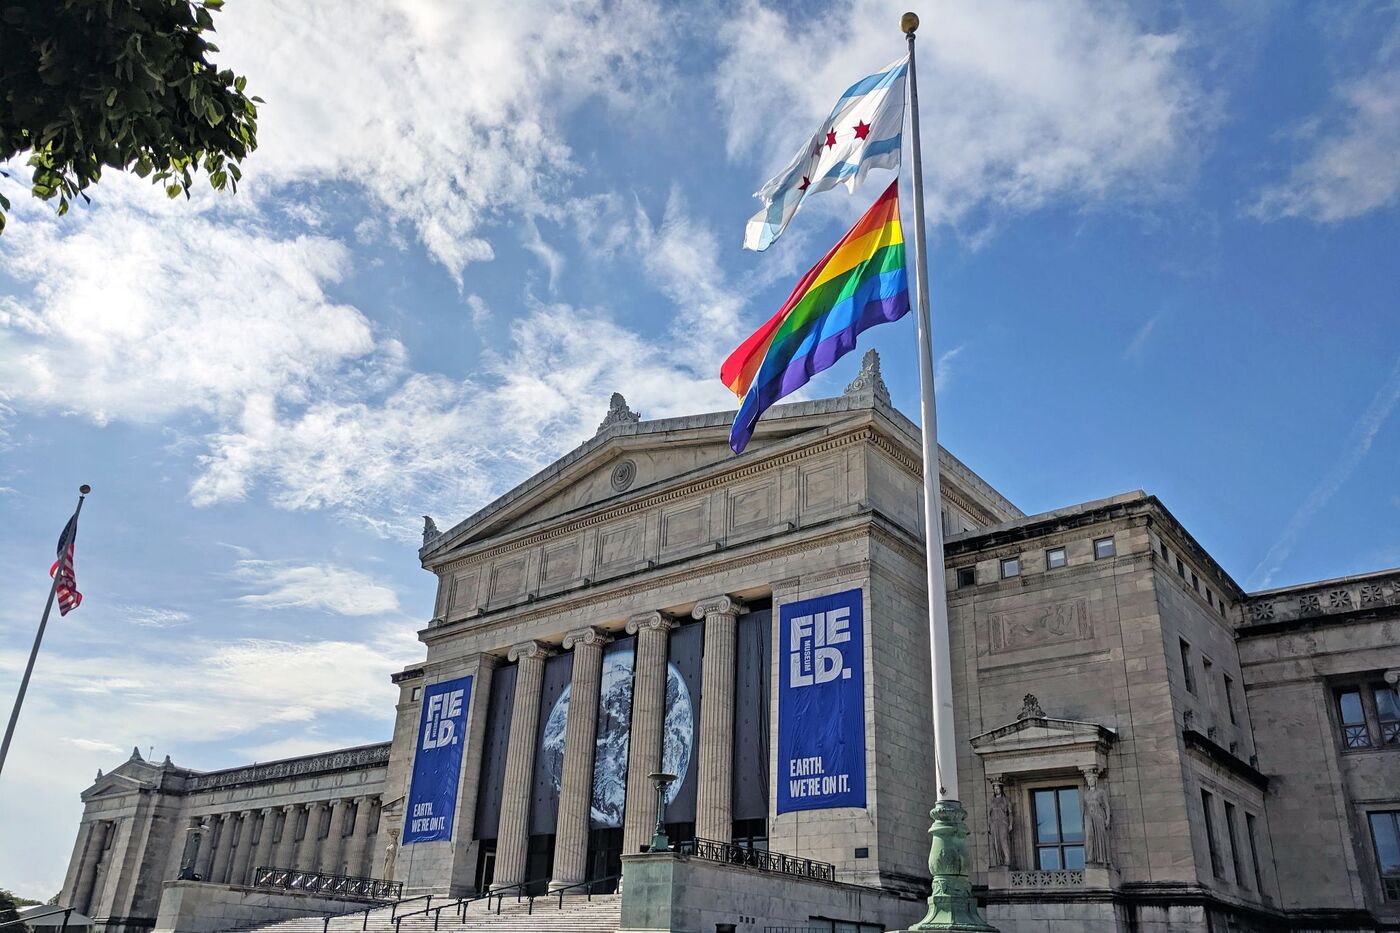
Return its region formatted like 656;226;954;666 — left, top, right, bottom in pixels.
0;624;420;896
232;560;401;616
1124;310;1165;361
717;0;1207;237
208;0;670;280
123;607;193;629
1248;353;1400;588
935;345;964;392
0;209;372;425
1250;64;1400;222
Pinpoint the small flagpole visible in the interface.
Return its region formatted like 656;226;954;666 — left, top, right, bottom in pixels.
0;485;89;781
898;13;994;932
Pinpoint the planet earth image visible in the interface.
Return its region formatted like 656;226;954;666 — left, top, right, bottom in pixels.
540;648;695;826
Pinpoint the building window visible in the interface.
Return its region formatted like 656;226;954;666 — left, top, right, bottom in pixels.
956;566;976;589
1160;540;1169;560
1093;537;1116;560
1191;571;1200;592
1031;787;1085;870
1338;688;1371;748
1378;684;1400;746
1046;547;1067;570
1224;674;1238;724
1206;589;1214;607
1000;557;1020;579
1245;812;1265;893
1201;789;1224;878
411;686;422;701
1369;811;1400;901
1180;639;1196;695
732;818;768;853
1177;557;1186;578
1224;801;1245;887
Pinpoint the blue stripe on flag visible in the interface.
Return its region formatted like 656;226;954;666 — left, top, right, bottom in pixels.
819;135;903;182
836;60;909;103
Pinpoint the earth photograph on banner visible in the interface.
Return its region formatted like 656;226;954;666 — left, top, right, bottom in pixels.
1;3;1397;932
544;654;694;813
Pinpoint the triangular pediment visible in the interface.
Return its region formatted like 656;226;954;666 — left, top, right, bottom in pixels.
421;396;887;566
971;715;1116;755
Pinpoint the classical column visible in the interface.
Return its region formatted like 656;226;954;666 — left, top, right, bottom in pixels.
297;802;326;871
693;596;745;843
320;798;352;874
73;820;111;913
208;812;236;884
491;640;555;891
229;812;257;886
193;817;216;881
271;805;299;870
249;807;278;882
342;796;376;878
550;627;611;892
622;611;679;856
179;817;203;879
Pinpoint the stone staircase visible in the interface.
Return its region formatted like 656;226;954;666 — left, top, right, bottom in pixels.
238;894;621;933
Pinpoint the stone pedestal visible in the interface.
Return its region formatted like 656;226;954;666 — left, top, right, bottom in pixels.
693;596;744;843
551;627;611;891
622;612;679;857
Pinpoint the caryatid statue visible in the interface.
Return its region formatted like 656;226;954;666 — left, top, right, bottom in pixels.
1084;769;1112;866
987;781;1013;867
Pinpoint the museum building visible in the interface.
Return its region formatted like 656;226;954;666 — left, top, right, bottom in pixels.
60;353;1400;932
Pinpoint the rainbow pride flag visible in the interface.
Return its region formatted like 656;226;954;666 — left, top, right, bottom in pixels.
722;180;910;453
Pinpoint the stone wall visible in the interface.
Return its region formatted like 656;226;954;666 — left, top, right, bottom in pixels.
151;880;375;933
616;851;923;932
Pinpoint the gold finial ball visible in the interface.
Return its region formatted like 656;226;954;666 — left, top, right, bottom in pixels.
79;484;91;494
901;11;919;34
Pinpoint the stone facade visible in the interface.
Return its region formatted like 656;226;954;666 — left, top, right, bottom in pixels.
61;366;1400;932
60;744;389;932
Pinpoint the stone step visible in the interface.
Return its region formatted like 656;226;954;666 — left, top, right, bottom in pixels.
236;895;620;933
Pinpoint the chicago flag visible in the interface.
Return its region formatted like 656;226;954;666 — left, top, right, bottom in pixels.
744;55;908;252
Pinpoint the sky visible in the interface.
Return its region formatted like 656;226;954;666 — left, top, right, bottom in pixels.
2;0;1398;899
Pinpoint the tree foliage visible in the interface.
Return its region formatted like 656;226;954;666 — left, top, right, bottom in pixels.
0;887;32;933
0;0;260;233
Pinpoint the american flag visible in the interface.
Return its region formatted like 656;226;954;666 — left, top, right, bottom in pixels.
50;512;83;615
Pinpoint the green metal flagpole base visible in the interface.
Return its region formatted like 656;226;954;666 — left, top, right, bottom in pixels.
895;800;997;931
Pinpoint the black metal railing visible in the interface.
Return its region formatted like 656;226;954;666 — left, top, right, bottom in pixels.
253;866;402;901
677;838;836;882
1;907;76;932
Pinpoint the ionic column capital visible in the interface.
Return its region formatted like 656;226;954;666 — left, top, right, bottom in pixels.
1385;669;1399;688
508;640;556;663
691;595;748;621
625;610;679;636
563;626;613;651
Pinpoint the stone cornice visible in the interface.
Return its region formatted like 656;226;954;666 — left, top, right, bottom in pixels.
1240;567;1400;632
691;595;748;620
182;743;391;793
421;511;889;648
1182;729;1268;790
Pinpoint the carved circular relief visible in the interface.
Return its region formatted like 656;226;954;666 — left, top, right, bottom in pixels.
610;459;637;492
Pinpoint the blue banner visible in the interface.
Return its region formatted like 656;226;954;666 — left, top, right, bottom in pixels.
403;675;474;844
777;588;866;813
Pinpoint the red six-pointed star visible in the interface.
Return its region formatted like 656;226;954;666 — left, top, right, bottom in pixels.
825;129;837;149
853;120;871;140
798;176;811;191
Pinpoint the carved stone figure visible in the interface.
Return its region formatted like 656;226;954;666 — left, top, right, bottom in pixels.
1084;770;1112;865
843;349;891;405
597;392;641;433
422;515;441;546
383;829;399;880
987;781;1013;867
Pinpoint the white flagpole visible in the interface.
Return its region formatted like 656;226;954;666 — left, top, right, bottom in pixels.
898;12;994;931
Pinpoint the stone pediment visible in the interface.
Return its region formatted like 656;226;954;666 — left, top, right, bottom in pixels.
971;696;1117;780
420;396;891;567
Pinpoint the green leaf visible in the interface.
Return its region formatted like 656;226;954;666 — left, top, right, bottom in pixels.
0;192;9;211
204;0;225;7
165;183;182;198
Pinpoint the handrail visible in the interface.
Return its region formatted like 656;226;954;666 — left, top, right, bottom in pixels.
1;907;73;932
548;873;622;909
677;837;836;882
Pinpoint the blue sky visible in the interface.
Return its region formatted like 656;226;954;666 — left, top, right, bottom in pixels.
2;0;1398;898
